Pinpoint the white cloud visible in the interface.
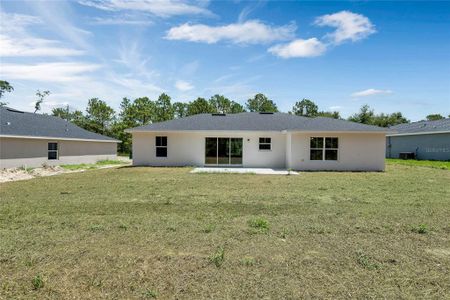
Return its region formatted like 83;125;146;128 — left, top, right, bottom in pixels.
0;62;101;82
175;80;194;91
43;100;70;108
329;106;342;110
314;11;375;44
0;12;42;32
90;16;153;25
165;20;296;44
351;88;393;97
27;1;93;51
109;76;163;94
268;38;327;58
0;34;84;57
78;0;212;17
0;12;85;57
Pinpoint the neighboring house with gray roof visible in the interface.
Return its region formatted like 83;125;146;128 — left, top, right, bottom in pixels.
386;118;450;160
0;107;119;168
126;112;389;171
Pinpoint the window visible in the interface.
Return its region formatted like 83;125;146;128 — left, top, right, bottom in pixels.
155;136;167;157
48;142;58;160
259;137;271;150
310;137;338;161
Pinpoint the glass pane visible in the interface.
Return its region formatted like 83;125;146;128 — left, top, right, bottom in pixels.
48;143;58;150
310;137;323;149
217;138;230;164
156;136;167;146
230;138;243;164
205;138;217;164
48;151;57;160
310;149;323;160
325;137;338;149
259;137;270;144
156;147;167;157
325;150;338;160
259;144;271;150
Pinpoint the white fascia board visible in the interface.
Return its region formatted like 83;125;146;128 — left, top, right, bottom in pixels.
126;129;285;134
0;134;120;143
126;129;390;134
386;130;450;137
286;130;390;134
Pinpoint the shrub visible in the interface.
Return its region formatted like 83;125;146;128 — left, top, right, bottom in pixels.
210;246;225;267
32;274;44;290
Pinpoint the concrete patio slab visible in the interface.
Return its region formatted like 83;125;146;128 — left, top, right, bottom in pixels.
190;167;298;175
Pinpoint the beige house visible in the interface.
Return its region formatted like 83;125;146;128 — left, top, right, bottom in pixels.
0;107;119;169
126;112;388;171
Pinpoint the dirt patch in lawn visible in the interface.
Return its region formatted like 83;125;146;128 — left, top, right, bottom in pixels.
0;164;124;183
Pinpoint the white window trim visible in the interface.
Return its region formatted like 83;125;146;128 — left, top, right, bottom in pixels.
155;136;168;158
259;137;272;151
48;142;59;160
310;137;339;161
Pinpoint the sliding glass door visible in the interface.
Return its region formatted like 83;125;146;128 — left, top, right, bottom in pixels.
205;137;243;165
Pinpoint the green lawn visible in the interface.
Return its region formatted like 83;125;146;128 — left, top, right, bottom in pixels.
387;158;450;170
1;163;449;299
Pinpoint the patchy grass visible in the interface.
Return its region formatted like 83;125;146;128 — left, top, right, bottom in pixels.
411;224;429;234
60;159;125;170
387;158;450;170
209;246;225;268
0;164;449;298
31;274;44;290
248;217;270;233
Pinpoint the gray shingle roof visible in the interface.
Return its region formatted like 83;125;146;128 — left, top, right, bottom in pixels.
0;107;119;142
127;112;387;132
389;118;450;134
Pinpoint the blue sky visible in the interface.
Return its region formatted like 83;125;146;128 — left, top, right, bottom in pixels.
0;0;449;120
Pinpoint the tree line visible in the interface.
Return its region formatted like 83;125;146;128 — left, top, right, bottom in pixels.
0;80;448;154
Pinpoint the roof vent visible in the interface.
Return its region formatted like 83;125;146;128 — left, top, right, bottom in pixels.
212;113;226;116
259;112;274;114
5;122;11;125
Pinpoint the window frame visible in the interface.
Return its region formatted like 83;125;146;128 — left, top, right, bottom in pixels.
309;137;339;161
258;137;272;151
155;136;168;158
48;142;59;160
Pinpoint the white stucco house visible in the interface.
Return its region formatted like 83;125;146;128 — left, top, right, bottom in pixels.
0;107;120;169
126;112;389;171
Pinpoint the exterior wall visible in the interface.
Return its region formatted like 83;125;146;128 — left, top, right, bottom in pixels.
132;131;386;171
0;137;117;169
132;131;286;168
290;132;386;171
386;133;450;160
